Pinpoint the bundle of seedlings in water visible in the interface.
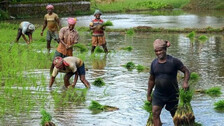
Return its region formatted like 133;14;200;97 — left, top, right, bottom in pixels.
198;35;208;42
93;78;105;87
143;101;153;126
94;46;104;53
136;64;145;72
124;62;135;70
173;89;195;126
40;109;55;126
187;31;196;40
126;28;135;35
195;87;222;97
214;100;224;111
88;100;119;114
121;46;133;51
74;43;88;53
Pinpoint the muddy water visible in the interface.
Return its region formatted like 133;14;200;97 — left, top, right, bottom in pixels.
2;32;224;126
9;10;224;29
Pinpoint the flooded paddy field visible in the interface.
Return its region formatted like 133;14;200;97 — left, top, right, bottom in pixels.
0;31;223;126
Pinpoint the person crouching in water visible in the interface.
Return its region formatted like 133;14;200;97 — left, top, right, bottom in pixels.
89;10;108;53
49;56;90;89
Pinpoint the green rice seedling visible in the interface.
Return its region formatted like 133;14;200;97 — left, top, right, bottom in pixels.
136;64;145;72
93;78;106;87
88;100;119;114
205;87;222;97
142;101;153;126
126;28;135;35
187;31;196;40
40;109;55;126
94;46;104;53
173;88;195;126
101;20;113;27
74;43;88;53
120;46;133;51
198;35;208;42
189;72;200;84
214;100;224;111
124;62;135;70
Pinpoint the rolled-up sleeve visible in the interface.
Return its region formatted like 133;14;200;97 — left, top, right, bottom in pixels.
52;67;59;77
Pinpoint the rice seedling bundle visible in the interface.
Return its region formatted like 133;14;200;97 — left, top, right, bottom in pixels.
94;46;104;53
88;100;119;114
173;89;195;126
40;109;55;126
214;100;224;111
124;62;135;70
93;78;106;87
187;31;196;39
126;28;135;35
121;46;133;51
205;87;222;97
74;43;88;53
101;20;113;27
143;101;153;126
198;35;208;42
136;64;145;72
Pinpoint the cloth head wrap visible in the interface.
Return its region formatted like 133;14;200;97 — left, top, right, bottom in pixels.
28;24;35;31
94;10;102;16
53;57;63;69
67;18;77;25
153;39;170;49
46;5;54;10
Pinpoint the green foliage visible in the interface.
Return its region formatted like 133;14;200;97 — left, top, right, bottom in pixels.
74;43;88;53
0;10;9;20
190;72;200;82
93;78;106;87
126;29;135;36
121;46;133;51
136;64;145;72
198;35;208;42
94;46;104;53
11;0;89;4
40;109;52;126
179;89;193;105
143;101;152;113
136;1;169;9
187;31;196;39
102;20;113;27
194;122;202;126
88;100;105;113
214;100;224;111
124;62;135;70
205;87;222;97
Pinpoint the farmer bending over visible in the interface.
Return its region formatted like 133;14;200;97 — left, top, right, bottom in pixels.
15;21;35;44
89;10;108;53
147;39;190;126
49;56;90;89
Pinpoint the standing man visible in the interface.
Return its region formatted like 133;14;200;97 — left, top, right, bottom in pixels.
147;39;190;126
50;18;79;74
49;56;90;89
15;21;35;44
41;4;60;51
89;10;108;53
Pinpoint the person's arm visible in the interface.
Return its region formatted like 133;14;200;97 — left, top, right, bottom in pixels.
28;34;32;44
179;66;190;90
49;76;55;88
147;75;155;102
21;34;29;44
71;72;78;88
41;20;47;36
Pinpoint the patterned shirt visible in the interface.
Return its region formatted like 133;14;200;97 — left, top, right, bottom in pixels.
44;13;59;31
90;19;104;36
57;27;79;56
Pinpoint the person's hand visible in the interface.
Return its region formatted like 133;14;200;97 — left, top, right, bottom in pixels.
147;95;152;102
26;41;30;44
41;31;43;36
182;82;189;91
